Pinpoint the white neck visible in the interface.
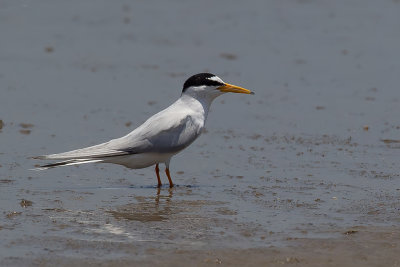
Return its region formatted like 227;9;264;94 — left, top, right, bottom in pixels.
180;92;219;121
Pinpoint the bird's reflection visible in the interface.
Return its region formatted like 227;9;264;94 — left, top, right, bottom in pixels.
109;187;175;222
154;187;174;206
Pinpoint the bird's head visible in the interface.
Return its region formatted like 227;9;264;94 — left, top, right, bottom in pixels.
181;73;253;99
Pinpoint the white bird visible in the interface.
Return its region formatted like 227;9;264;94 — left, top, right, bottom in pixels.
33;73;254;187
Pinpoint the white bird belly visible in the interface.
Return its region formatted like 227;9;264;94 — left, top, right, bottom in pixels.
102;152;175;169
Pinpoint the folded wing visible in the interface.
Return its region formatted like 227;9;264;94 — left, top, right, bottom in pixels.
34;107;202;161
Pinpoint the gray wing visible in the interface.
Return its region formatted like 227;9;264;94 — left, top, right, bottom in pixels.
33;140;132;160
35;109;202;160
120;114;201;154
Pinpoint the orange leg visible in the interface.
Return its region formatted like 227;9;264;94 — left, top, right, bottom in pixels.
155;163;162;188
165;167;174;188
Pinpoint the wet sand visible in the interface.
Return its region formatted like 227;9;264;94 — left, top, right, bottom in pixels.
1;0;400;266
4;230;400;267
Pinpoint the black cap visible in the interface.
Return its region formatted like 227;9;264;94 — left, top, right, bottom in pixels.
182;73;224;93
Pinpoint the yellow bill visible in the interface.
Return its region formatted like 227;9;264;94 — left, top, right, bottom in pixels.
218;83;254;95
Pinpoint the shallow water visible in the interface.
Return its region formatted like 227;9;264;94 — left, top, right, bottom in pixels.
1;0;399;265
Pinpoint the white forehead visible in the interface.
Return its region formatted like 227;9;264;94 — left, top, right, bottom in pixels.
207;75;224;84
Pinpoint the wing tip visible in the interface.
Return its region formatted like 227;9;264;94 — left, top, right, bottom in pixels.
30;159;104;171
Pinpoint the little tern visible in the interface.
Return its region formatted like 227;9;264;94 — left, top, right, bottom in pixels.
33;73;254;187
